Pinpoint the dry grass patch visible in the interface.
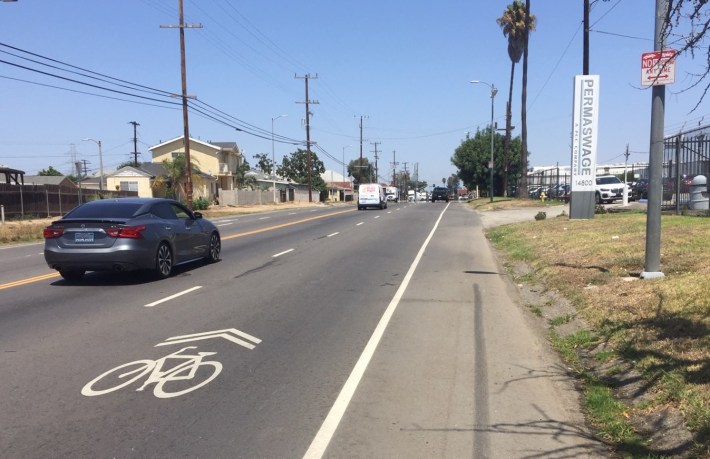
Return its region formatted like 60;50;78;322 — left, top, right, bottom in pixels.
488;211;709;456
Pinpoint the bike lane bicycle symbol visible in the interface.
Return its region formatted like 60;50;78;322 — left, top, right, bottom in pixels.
81;328;260;399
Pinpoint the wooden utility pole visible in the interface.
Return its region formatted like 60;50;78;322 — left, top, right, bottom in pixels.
296;74;319;202
129;121;140;167
161;0;202;209
370;141;381;183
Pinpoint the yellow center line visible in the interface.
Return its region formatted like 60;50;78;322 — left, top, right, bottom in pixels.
0;208;355;290
0;272;60;290
222;208;355;240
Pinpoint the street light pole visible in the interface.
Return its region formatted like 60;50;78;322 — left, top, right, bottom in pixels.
82;138;104;193
471;80;497;202
343;145;352;202
271;114;287;204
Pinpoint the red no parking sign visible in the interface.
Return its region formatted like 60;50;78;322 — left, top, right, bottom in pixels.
641;50;677;86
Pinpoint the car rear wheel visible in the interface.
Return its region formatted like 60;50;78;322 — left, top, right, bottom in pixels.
59;269;85;282
206;232;221;263
155;243;173;279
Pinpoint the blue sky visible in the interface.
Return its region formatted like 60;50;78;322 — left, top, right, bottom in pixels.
1;1;708;189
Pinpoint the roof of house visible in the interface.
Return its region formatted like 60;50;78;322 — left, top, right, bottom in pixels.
25;175;76;186
149;136;239;154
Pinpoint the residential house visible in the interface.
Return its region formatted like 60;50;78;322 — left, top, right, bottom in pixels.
321;170;353;202
150;136;242;201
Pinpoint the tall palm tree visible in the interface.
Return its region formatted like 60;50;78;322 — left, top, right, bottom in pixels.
497;0;535;198
520;0;533;199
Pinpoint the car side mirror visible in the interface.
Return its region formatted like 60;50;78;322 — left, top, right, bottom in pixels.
193;212;203;219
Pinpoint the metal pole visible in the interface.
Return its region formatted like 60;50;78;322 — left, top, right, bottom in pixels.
642;0;668;279
489;84;497;203
271;115;286;204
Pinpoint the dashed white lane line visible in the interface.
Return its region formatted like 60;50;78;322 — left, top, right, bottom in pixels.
373;216;380;219
258;216;271;220
327;232;339;238
356;222;364;226
217;222;234;227
145;286;202;308
273;248;295;258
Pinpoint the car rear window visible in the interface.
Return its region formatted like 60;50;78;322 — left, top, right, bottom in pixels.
64;202;144;219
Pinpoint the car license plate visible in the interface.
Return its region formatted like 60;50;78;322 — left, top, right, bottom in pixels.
74;232;94;243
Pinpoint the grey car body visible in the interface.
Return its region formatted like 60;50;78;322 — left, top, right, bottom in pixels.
43;198;221;282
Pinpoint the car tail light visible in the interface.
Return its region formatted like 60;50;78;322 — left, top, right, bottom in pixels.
43;227;64;239
106;225;146;239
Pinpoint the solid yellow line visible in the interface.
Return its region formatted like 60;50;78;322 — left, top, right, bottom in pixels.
0;272;60;291
0;208;355;291
222;208;355;240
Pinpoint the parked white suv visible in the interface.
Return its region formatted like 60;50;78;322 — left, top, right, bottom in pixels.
595;175;629;204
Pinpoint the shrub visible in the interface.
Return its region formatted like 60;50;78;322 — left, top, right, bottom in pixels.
534;211;547;221
193;197;210;210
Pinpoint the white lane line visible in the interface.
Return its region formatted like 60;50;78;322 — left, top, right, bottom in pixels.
303;203;450;459
217;222;234;227
273;248;294;258
356;222;364;226
387;211;392;214
327;232;339;238
373;215;380;219
288;213;297;215
310;209;318;212
145;286;202;308
259;216;271;220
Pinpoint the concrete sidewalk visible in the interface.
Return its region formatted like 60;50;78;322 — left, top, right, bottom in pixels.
477;205;569;229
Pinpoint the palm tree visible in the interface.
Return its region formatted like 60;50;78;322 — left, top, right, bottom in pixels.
153;155;200;201
520;0;533;199
497;0;535;197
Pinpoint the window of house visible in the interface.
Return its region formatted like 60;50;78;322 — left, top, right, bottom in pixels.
171;152;185;159
120;181;139;192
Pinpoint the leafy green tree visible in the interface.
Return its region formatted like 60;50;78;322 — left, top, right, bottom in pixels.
411;180;428;192
446;174;460;193
234;158;257;190
278;149;326;191
347;157;373;186
38;166;63;176
253;153;274;175
116;160;138;170
451;128;524;197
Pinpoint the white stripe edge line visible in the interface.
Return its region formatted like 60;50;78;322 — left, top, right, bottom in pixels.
303;202;450;459
145;286;203;308
273;248;295;258
327;232;339;238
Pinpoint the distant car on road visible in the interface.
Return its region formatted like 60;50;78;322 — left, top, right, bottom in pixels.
43;198;221;282
431;187;449;202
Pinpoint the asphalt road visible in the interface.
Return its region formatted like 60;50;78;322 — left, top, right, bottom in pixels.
0;202;607;458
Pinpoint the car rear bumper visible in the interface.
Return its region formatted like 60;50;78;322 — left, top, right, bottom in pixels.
44;244;157;272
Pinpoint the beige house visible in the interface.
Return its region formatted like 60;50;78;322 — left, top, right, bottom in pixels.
150;136;242;200
107;136;242;201
106;166;155;197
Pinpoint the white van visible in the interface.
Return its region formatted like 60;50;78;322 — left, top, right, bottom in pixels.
358;183;387;210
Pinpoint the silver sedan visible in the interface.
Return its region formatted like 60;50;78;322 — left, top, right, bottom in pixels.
43;198;221;282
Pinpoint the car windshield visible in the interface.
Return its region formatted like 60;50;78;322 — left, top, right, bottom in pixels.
597;176;621;185
64;202;144;219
